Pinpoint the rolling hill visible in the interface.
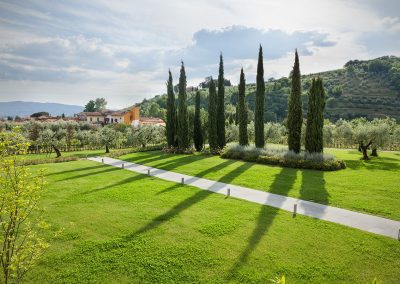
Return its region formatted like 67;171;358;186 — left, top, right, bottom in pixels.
0;101;83;117
139;56;400;121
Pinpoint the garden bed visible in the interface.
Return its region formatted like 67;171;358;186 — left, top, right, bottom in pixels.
220;144;346;171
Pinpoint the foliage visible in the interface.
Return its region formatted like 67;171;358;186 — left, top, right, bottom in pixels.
30;112;49;118
208;79;219;153
220;143;345;171
217;54;226;149
166;70;177;147
0;130;49;283
255;45;265;148
99;126;125;153
305;78;326;153
287;50;303;153
83;100;96;112
193;90;204;151
177;62;190;150
84;98;107;112
130;125;164;148
199;76;232;88
238;68;248;146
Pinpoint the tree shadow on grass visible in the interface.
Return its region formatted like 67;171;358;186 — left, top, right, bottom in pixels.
124;189;213;240
345;157;400;171
81;174;148;195
58;167;120;182
227;167;298;279
299;170;329;205
127;159;253;241
121;152;165;165
45;165;106;177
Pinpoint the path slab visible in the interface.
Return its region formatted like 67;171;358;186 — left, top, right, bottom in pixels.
88;157;400;240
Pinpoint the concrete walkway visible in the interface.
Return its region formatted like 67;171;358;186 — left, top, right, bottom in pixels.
88;156;400;240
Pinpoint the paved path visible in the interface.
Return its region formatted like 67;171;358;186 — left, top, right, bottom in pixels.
88;157;400;240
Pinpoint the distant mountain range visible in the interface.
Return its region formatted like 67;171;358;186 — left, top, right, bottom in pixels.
0;101;83;117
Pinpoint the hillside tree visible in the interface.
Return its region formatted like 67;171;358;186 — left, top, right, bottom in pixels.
166;70;177;147
177;61;190;149
287;50;302;153
238;68;248;146
193;90;204;151
208;79;219;152
217;53;226;149
305;78;326;153
255;45;265;148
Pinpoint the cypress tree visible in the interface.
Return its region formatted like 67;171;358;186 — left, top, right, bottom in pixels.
193;89;204;151
208;78;218;152
255;45;265;148
217;53;226;149
166;69;177;148
305;78;326;153
177;61;190;150
238;68;248;146
287;50;303;153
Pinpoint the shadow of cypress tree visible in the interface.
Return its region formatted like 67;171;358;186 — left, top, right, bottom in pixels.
227;167;298;279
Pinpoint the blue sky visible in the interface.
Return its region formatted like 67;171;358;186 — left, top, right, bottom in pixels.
0;0;399;108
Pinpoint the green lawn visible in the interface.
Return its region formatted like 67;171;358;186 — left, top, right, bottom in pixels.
118;148;400;220
24;160;400;283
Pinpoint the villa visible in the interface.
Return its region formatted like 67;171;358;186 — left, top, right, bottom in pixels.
77;106;165;127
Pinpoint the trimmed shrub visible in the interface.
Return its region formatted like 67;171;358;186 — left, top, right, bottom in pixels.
220;144;346;171
21;156;79;166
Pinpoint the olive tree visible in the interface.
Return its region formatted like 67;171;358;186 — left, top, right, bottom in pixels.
99;126;125;153
0;129;49;283
132;125;165;148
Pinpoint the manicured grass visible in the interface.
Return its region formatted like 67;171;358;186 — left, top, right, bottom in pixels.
119;148;400;220
25;161;400;283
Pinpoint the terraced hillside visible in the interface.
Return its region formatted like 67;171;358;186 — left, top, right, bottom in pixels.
139;56;400;122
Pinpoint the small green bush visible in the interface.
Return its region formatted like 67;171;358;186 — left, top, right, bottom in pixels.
20;156;79;166
220;144;346;171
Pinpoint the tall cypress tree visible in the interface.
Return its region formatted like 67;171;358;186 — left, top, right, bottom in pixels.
238;68;248;146
315;78;326;153
255;45;265;148
166;69;177;148
305;78;326;153
217;53;226;149
193;89;204;151
177;61;190;150
208;78;218;152
287;50;303;153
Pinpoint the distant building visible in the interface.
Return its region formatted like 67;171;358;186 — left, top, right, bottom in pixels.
76;106;165;127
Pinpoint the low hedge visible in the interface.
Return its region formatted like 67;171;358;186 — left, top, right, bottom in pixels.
20;156;79;166
220;144;346;171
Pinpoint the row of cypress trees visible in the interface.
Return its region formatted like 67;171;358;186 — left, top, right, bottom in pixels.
166;46;325;154
286;50;326;154
166;56;227;152
236;48;326;154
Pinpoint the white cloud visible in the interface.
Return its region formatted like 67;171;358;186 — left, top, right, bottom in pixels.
0;0;399;108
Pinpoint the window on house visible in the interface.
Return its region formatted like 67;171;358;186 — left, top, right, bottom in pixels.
90;117;92;122
97;117;99;122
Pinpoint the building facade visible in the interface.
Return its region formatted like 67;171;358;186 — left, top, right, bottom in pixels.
77;106;164;127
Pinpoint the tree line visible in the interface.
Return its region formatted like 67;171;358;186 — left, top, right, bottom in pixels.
165;46;328;155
